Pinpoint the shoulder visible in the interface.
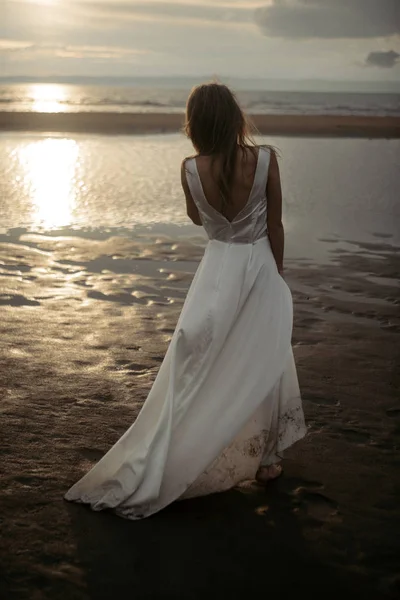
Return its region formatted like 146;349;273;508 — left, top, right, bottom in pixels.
181;155;196;169
251;145;275;174
181;158;192;182
245;145;272;165
268;147;278;168
266;147;281;186
256;144;275;158
181;158;193;190
256;145;278;173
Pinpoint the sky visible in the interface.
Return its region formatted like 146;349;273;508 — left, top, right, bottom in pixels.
1;0;400;84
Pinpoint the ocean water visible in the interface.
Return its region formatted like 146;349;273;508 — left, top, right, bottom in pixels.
1;83;399;117
1;133;399;262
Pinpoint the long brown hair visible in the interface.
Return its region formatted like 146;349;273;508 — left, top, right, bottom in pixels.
184;82;257;214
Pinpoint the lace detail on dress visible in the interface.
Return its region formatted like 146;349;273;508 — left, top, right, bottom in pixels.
277;402;307;450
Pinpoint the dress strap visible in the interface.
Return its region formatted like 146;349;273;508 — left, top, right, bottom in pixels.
251;147;271;199
184;158;207;213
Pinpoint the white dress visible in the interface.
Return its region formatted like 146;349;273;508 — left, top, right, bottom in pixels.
65;147;307;519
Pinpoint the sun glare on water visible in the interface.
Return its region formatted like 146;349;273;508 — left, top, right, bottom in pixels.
18;138;79;229
30;84;67;113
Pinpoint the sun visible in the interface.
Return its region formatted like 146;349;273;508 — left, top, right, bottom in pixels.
30;84;66;113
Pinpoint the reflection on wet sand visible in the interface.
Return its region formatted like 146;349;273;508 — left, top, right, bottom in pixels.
17;138;79;229
1;228;398;327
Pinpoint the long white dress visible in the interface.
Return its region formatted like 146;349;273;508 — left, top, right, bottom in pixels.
65;147;307;519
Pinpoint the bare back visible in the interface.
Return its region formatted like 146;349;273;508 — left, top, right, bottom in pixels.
194;147;260;223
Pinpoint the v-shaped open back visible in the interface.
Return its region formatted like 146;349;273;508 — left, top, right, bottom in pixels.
185;146;271;245
193;148;261;224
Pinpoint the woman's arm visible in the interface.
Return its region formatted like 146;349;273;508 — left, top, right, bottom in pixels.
181;160;202;226
266;150;284;274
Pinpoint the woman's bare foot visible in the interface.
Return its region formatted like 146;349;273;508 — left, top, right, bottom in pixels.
255;464;283;485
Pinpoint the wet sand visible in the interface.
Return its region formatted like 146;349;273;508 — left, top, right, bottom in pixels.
1;111;400;137
0;230;399;599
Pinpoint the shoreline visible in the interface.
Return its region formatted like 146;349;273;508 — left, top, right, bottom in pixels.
0;111;399;138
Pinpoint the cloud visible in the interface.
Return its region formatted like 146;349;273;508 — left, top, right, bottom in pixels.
0;39;32;51
55;44;148;60
2;0;400;82
365;50;400;68
75;1;254;27
0;39;149;61
255;0;400;39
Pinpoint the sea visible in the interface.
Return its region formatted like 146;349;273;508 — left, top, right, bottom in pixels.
0;81;399;117
0;80;399;266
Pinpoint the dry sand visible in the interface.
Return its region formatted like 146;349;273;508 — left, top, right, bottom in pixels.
0;230;399;599
1;111;400;138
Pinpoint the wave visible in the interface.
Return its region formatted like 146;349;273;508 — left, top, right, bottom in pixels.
0;85;399;117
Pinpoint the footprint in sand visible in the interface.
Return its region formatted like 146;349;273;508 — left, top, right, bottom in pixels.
150;355;163;363
372;434;399;451
79;448;104;461
293;489;340;522
328;425;371;444
113;360;150;373
15;475;48;487
294;487;339;522
284;477;324;492
83;391;114;402
158;326;175;334
125;363;150;373
303;394;339;406
386;407;400;417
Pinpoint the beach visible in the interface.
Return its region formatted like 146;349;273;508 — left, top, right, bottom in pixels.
1;111;400;137
0;229;399;599
1;127;399;598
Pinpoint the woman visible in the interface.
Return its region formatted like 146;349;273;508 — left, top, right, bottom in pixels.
65;83;306;519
